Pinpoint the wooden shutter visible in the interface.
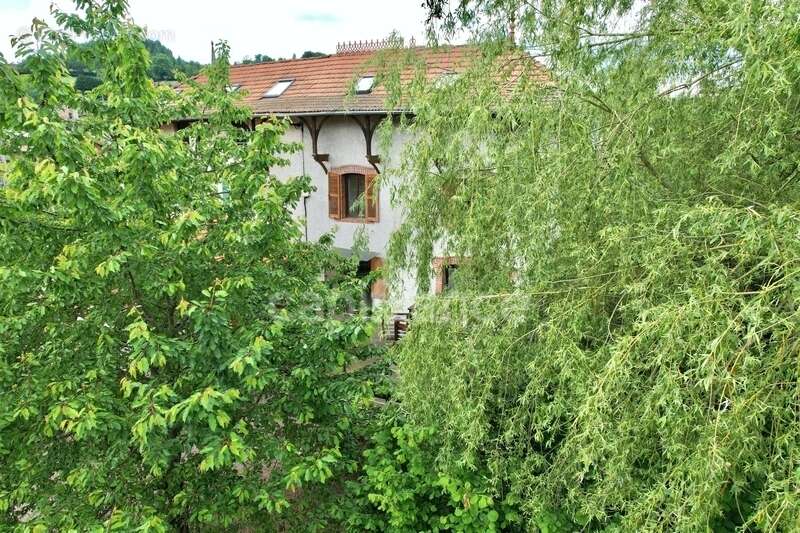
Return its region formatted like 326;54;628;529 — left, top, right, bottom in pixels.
328;171;341;219
433;257;445;294
433;257;458;294
370;257;386;299
365;172;379;222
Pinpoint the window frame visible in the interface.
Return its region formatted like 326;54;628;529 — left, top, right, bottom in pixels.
433;257;460;294
327;165;379;223
442;264;458;292
263;79;294;98
343;172;366;219
355;76;375;94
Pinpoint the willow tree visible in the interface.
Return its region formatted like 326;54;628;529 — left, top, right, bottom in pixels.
0;1;378;531
386;0;800;531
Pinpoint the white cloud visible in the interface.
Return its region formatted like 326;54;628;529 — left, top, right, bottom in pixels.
1;0;430;63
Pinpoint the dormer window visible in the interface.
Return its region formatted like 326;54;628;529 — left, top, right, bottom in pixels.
355;76;375;94
263;79;293;98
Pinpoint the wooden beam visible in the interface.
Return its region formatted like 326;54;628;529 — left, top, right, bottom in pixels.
300;116;330;173
350;115;384;173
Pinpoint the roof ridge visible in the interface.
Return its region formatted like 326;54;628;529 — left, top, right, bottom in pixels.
228;43;476;71
229;53;366;70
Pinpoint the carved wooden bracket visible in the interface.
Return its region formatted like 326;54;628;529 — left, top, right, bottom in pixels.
350;115;384;174
300;116;330;173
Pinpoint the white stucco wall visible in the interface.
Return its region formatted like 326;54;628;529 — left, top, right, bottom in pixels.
271;116;418;313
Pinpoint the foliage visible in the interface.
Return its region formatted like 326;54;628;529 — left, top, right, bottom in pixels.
386;0;800;531
14;38;201;89
0;1;379;531
348;412;524;532
238;53;275;65
237;52;327;65
143;39;202;81
73;72;102;91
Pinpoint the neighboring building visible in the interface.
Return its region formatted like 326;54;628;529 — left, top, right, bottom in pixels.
171;39;542;322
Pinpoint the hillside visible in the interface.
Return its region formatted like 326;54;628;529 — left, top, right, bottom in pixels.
14;39;203;90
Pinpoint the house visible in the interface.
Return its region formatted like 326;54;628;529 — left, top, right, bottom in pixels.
169;39;541;326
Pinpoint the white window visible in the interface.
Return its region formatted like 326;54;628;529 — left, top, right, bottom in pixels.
263;79;293;98
355;76;375;94
226;84;241;93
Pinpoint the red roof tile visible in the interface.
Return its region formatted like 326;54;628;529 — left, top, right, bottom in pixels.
190;45;548;116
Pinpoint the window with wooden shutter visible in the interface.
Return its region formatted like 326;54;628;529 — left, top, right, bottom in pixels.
328;171;342;219
365;172;379;222
433;257;460;294
328;165;379;223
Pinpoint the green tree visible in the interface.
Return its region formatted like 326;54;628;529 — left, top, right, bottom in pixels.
143;39;202;81
348;411;523;532
15;38;200;87
149;53;174;81
384;0;800;531
238;54;275;65
0;1;377;530
73;73;102;91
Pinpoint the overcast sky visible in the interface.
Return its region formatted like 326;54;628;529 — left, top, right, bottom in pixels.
0;0;432;63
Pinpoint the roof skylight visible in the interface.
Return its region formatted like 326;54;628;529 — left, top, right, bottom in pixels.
434;71;459;88
355;76;375;94
226;84;241;93
263;79;294;98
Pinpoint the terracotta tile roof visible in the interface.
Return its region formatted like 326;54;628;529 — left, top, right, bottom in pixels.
191;45;548;116
223;46;472;115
